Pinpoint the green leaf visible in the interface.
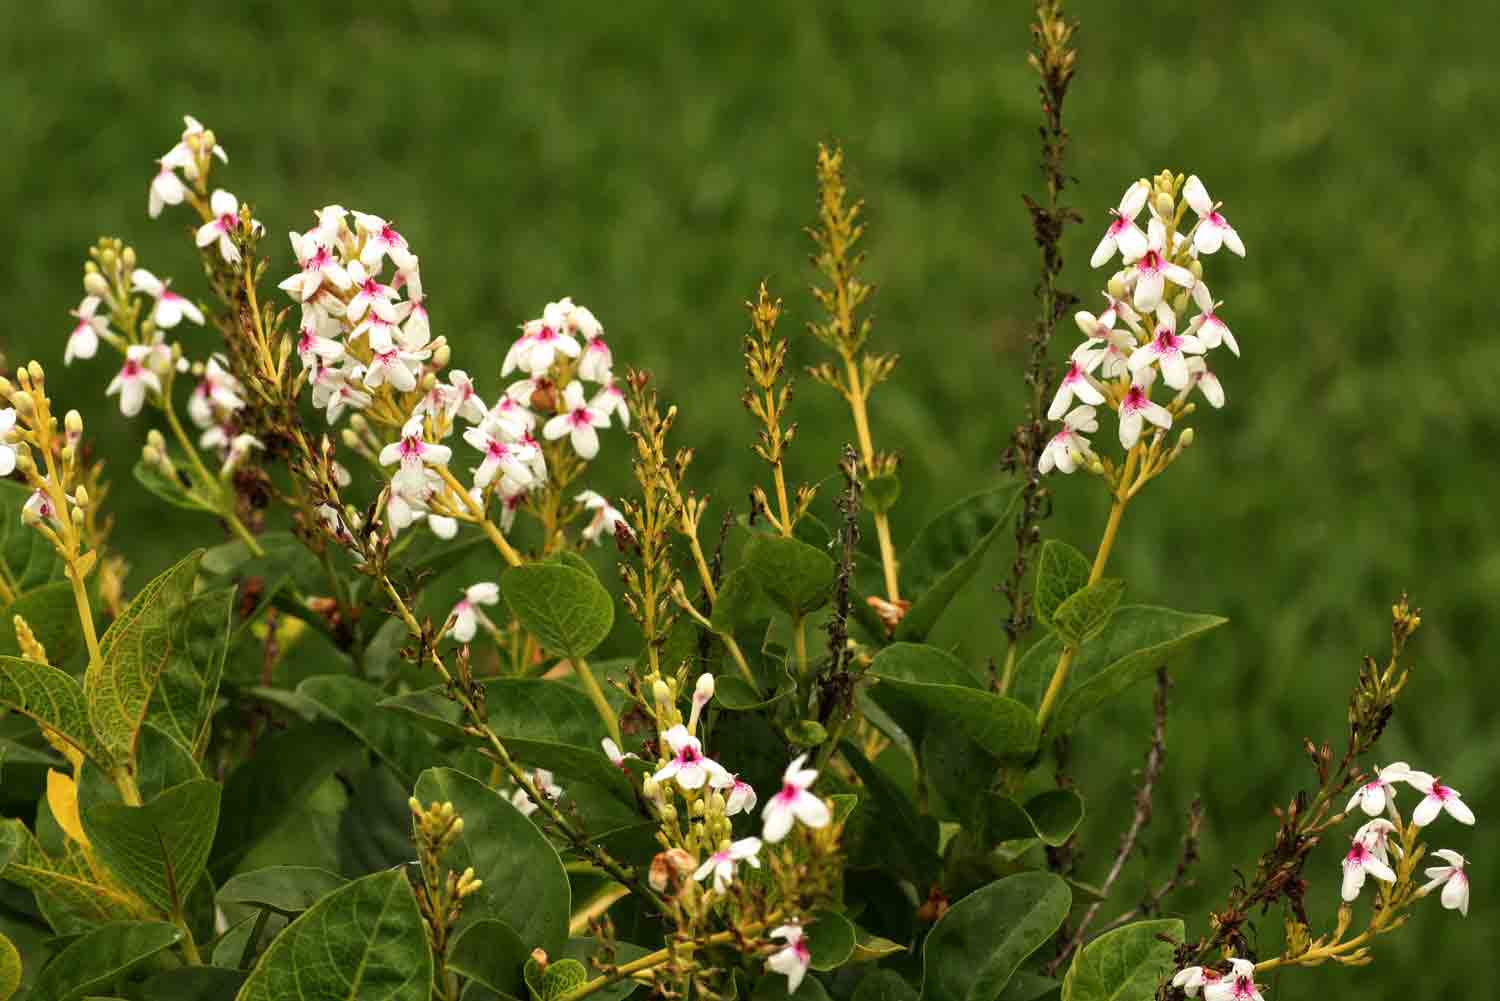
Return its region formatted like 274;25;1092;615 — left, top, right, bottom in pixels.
853;971;918;1001
1033;541;1091;631
525;956;588;1001
839;742;940;884
413;768;570;952
807;909;857;971
862;473;902;515
146;587;235;761
86;551;203;764
1060;919;1183;1001
0;931;20;1001
557;938;650;1001
235;869;432;1001
0;656;107;765
709;569;774;634
786;720;829;747
920;872;1071;1001
896;484;1023;642
753;968;831;1001
0;819;144;932
218;866;348;917
867;645;1038;762
143;967;248;1000
1013;606;1227;735
297;675;436;786
448;919;529;998
1050;580;1124;647
997;972;1060;1001
714;675;787;710
742;534;835;616
983;790;1085;847
82;778;219;916
0;581;84;665
501;564;613;659
31;921;181;1001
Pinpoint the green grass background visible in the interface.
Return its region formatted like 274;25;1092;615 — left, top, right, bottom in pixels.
2;1;1494;995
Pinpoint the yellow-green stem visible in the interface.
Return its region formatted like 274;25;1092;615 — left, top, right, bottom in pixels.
438;466;523;567
843;357;900;601
573;655;620;744
555;920;774;1001
162;401;265;557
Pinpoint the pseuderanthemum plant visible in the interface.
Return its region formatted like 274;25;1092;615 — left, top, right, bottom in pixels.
0;4;1476;1001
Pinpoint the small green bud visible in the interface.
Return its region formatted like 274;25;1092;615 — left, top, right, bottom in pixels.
83;272;111;298
1178;428;1195;448
1153;191;1174;219
121;247;136;271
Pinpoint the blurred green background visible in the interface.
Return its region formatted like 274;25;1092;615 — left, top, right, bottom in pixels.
2;0;1494;995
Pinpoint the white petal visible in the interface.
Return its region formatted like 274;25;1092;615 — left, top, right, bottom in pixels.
762;803;794;843
1090;232;1117;269
1183;175;1212;217
1444;796;1475;825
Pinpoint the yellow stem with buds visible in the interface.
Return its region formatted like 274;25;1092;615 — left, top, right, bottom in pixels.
844;358;900;602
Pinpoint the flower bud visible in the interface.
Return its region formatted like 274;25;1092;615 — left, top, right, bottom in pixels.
99;248;117;271
142;444;162;467
25;362;44;386
13;447;32;474
432;342;451;368
10;391;33;416
83;272;111;299
64;410;82;435
121;247;137;271
652;679;672;706
59;446;74;465
1153;191;1174;219
146;429;166;450
694;672;715;705
1178;428;1195;448
1107;275;1127;300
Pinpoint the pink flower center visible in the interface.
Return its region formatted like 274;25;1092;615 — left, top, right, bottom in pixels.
794;942;810;963
776;782;799;803
380;225;403;247
1107;214;1132;236
1065;361;1084;383
487;441;511;460
1232;976;1253;999
361;279;382;297
399;435;424;460
1122;386;1147;412
569;408;592;428
1137;250;1162;274
1430;783;1452;801
1347;842;1369;864
1207;211;1228;228
535;325;558;343
217;212;236;231
122;360;141;377
1153;329;1180;354
678;745;700;764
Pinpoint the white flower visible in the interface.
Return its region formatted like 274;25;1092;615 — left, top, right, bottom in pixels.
1126;218;1196;311
591;377;630;428
567;303;603;341
1090;180;1150;268
66;296;109;364
395;266;429;344
380;418;454;494
464;426;537;491
1341;828;1397;901
518;305;582;375
1129;304;1204;391
188;358;246;428
497;487;527;533
222;433;263;475
22;489;61;527
148;159;187;219
364;344;428;393
195;189;246;264
279;231;352;302
1203;959;1262;1001
486;395;537;435
1186;282;1240;357
346;261;400;324
766;924;812;995
762;754;830;843
165;115;227;180
1171;966;1221;998
445;370;488;425
1047;351;1106;420
1421;849;1470;917
1406;771;1475;827
312;365;372;424
0;410;17;476
106;345;162;417
353;212;417;271
693;836;762;894
543;381;609;460
1183;358;1224;409
1117;375;1172;449
725;776;758;816
602;738;637;769
511;769;562;817
1183;176;1246;258
296;320;345;368
579;335;613;383
448;582;500;643
1353;817;1400;867
1345;762;1411;818
576;489;627;544
1039;405;1097;475
131;269;205;329
652;725;731;791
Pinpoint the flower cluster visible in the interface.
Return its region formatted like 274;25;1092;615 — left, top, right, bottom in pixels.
1041;172;1243;474
1340;762;1472;911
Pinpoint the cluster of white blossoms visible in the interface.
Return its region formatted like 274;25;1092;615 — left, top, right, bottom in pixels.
1340;761;1473;911
1041;173;1244;475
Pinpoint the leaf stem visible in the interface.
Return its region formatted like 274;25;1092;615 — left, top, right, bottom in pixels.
554;920;773;1001
572;655;620;744
437;466;522;567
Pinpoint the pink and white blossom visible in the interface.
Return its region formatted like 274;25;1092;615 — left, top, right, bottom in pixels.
510;768;562;818
1090;180;1150;268
652;724;731;791
579;335;613;383
1117;376;1172;449
463;426;537;490
345;261;400;324
296;320;345;368
543;381;609;460
448;582;500;643
379;418;453;494
279;231;353;302
187;358;246;428
725;775;757;816
1421;849;1470;916
1129;305;1204;391
353;211;417;271
693;836;762;894
131;269;205;328
444;370;488;424
148;159;187;219
66;296;109;364
106;345;162;417
1127;219;1196;311
363;343;428;393
1203;959;1262;1001
1345;762;1411;818
766;924;812;994
577;489;628;544
195;189;247;264
517;310;582;376
590;377;630;428
1182;358;1225;409
22;489;61;527
1038;405;1097;476
0;410;17;476
1170;966;1221;998
762;754;830;843
1183;176;1246;258
1406;771;1475;827
1341;829;1398;901
602;738;638;770
1047;352;1106;420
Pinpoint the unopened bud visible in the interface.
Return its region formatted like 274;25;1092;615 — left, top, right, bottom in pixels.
652;679;672;705
408;796;423;817
1153;192;1174;219
121;247;137;271
432;342;451;368
71;506;84;527
10;391;33;416
64;410;82;435
694;672;715;704
13;447;32;473
1106;275;1127;300
59;446;74;465
1178;428;1195;448
83;272;111;298
99;248;117;270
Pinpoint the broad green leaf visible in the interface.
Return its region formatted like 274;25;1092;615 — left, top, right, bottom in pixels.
0;931;19;1001
218;866;348;916
524;956;588;1001
1013;606;1227;735
1060;919;1183;1001
501;564;613;659
741;534;835;615
753;968;832;1000
448;918;529;998
0;481;64;590
31;920;181;1001
133;455;220;514
709;569;774;634
715;675;787;710
786;720;829;747
337;764;414;877
840;742;940;884
86;551;203;764
920;872;1071;1001
1033;541;1090;631
414;768;570;952
297;675;436;785
807;909;857;971
983;790;1085;847
143;967;249;1000
0;581;83;665
211;722;362;881
997;972;1060;1001
895;484;1023;642
82;779;219;916
0;656;107;765
853;971;918;1001
235;869;432;1001
145;587;235;761
862;472;902;515
868;645;1037;762
0;819;145;932
1049;580;1124;647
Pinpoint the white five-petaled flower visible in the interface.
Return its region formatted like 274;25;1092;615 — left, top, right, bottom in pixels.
195;189;246;264
296;320;345;368
652;725;731;791
576;489;628;544
693;837;762;895
1039;405;1097;475
1183;176;1246;258
312;366;372;424
106;345;162;417
1170;966;1221;998
766;924;812;995
66;296;109;364
511;768;562;818
1117;375;1172;449
1182;358;1225;409
379;418;453;494
579;334;613;383
1047;350;1106;420
148;158;187;219
463;426;536;491
590;377;630;428
395;266;429;344
188;358;246;428
444;370;488;425
725;775;757;816
602;738;638;770
448;582;500;643
543;381;609;460
1346;761;1411;818
22;489;61;527
131;269;205;329
1421;849;1470;917
1341;827;1398;902
353;211;417;271
1129;304;1204;391
364;343;428;393
345;261;401;324
517;315;582;376
1127;218;1197;311
0;410;17;476
1203;959;1262;1001
280;231;353;302
1353;817;1400;867
1090;180;1150;268
1406;771;1476;827
762;754;831;843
